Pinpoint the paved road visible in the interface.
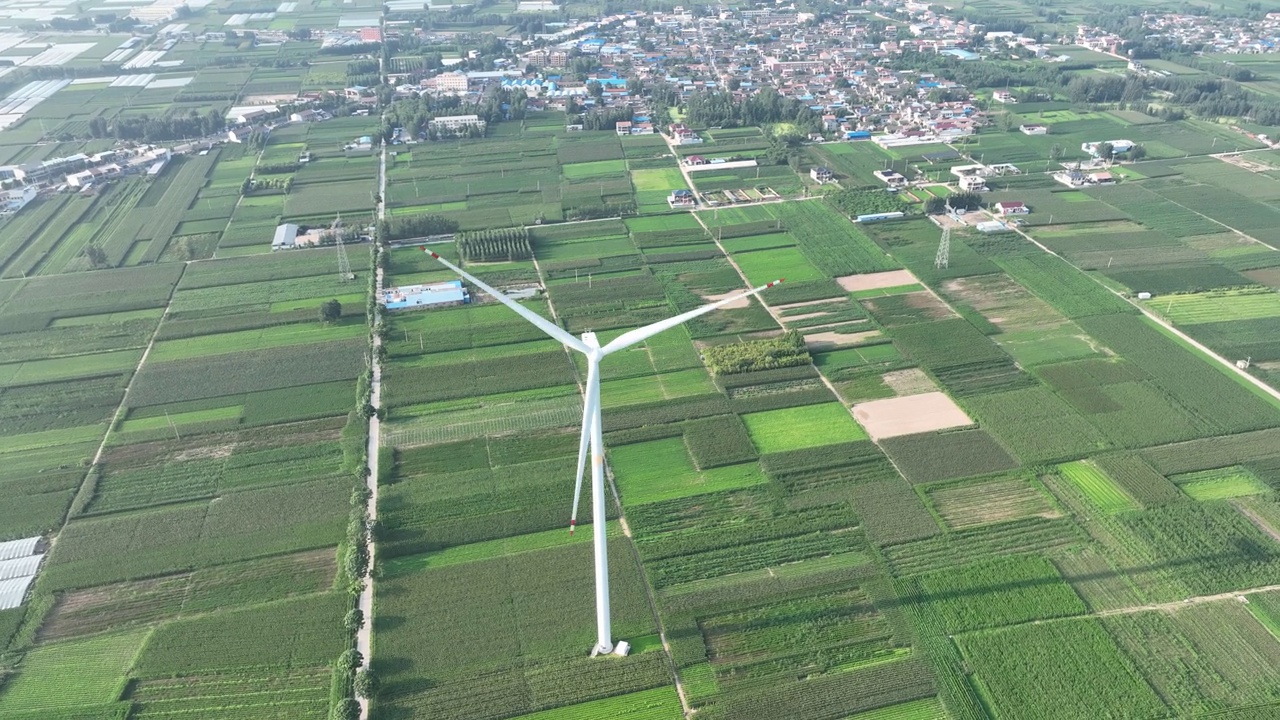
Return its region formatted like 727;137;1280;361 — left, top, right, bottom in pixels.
356;129;388;720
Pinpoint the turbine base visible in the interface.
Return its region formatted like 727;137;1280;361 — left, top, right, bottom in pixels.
590;640;616;657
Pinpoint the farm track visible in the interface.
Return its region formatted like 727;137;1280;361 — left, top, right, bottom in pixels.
59;263;188;543
356;125;388;720
1092;583;1280;618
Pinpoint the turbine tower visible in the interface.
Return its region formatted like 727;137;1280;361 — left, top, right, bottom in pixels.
425;247;781;656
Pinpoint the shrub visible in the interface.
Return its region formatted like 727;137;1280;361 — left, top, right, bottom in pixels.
331;697;359;720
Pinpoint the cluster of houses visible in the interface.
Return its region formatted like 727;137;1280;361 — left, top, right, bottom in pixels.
0;145;174;211
668;123;703;145
397;5;996;142
1083;11;1280;55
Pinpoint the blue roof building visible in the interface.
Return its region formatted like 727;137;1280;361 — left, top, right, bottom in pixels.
381;280;469;310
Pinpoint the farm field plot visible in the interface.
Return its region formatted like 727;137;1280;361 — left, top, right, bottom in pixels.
852;391;972;440
128;667;331;719
1145;288;1280;325
374;541;659;718
1104;602;1280;714
0;630;147;715
882;429;1019;484
1057;460;1138;512
843;698;949;720
741;403;866;453
506;686;683;720
808;142;893;186
611;437;768;505
1172;466;1271;501
914;554;1086;631
730;246;826;285
928;476;1059;530
960;619;1167;720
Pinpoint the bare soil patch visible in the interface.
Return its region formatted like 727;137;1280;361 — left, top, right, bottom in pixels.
174;444;237;462
776;298;843;311
1244;267;1280;290
804;329;880;350
929;478;1061;530
701;290;753;309
942;274;1066;332
852;391;973;440
881;368;937;396
837;269;919;292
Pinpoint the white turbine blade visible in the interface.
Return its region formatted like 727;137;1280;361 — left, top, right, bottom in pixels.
600;278;784;356
422;247;589;354
569;387;598;534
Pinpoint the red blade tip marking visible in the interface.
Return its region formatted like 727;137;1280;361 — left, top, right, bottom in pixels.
418;245;425;251
430;252;439;259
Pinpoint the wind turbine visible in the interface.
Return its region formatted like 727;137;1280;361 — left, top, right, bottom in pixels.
423;248;782;656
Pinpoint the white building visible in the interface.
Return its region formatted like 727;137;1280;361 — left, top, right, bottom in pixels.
272;223;299;250
432;72;469;92
873;169;907;187
951;164;988;192
429;114;487;132
1082;140;1134;157
0;185;37;215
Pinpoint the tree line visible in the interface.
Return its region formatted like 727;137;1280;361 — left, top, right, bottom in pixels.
684;87;820;129
381;86;527;142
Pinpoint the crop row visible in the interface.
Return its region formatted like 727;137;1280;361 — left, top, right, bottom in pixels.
883;517;1084;577
695;657;935;720
769;200;899;276
961;619;1166;720
915;554;1087;632
850;480;941;546
42;476;349;591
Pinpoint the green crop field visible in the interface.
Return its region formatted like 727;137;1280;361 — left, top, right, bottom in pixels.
1173;466;1271;501
506;686;683;720
731;246;827;285
0;631;147;714
961;619;1167;720
611;437;768;504
1147;288;1280;325
741;403;867;453
1058;460;1139;512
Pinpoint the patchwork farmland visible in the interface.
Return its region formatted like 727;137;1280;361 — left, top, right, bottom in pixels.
3;0;1280;718
367;111;1280;720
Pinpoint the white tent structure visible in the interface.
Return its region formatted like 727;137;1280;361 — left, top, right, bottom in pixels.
425;248;781;655
0;537;39;561
0;536;43;610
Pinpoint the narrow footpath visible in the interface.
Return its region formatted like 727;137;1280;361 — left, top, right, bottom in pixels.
355;137;388;720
